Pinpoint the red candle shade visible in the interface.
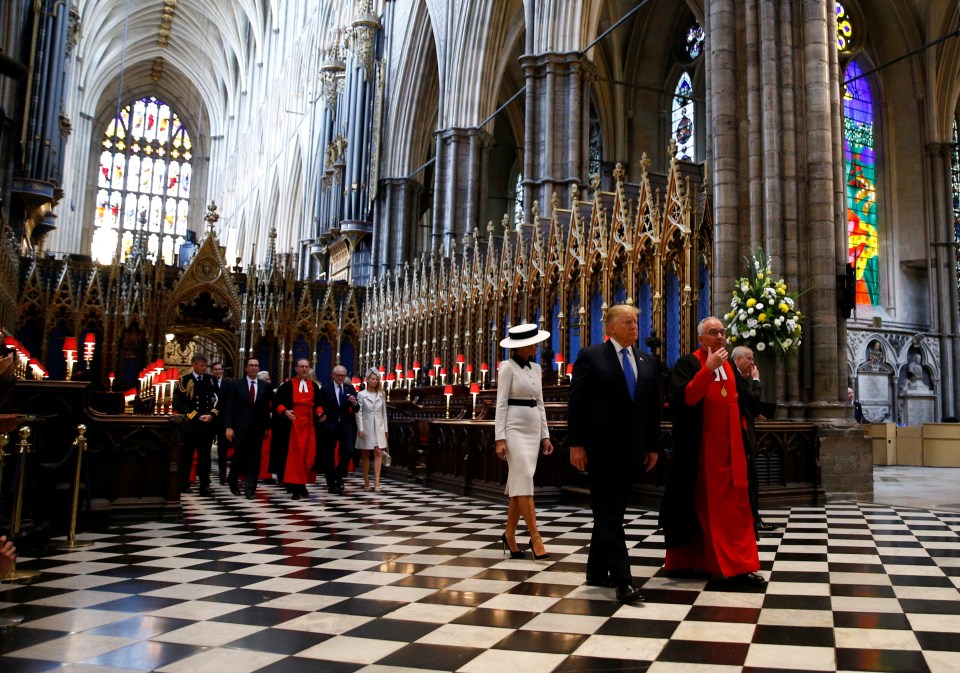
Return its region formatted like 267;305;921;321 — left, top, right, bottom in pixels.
352;377;362;386
456;353;465;364
440;367;447;376
413;360;421;369
566;363;574;374
395;362;403;372
406;370;414;380
62;336;78;357
108;371;115;379
555;353;564;363
83;333;96;355
466;364;474;373
124;388;137;402
469;383;480;394
443;385;453;396
378;365;386;373
480;362;489;372
385;373;395;382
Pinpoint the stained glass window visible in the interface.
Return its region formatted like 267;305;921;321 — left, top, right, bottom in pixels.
843;61;879;305
588;103;602;180
514;173;524;227
92;97;192;264
836;2;853;52
686;20;704;60
672;72;695;161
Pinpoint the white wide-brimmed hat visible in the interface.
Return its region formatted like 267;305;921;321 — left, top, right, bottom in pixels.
499;323;551;349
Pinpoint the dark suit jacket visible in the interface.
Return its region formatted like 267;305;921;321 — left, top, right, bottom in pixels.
225;377;273;439
567;340;661;470
735;369;762;454
172;372;220;433
318;380;359;437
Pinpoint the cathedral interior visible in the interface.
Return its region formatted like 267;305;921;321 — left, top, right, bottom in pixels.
0;1;959;671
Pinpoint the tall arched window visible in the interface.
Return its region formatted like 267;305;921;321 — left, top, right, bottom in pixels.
514;173;524;226
672;73;695;162
92;97;192;264
588;102;602;180
843;60;879;305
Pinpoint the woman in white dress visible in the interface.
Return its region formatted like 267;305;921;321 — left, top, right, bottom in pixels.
495;324;554;560
356;369;389;492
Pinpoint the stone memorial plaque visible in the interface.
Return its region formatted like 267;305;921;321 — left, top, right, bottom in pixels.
859;372;889;403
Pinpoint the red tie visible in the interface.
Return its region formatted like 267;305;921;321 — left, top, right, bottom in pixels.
249;380;256;403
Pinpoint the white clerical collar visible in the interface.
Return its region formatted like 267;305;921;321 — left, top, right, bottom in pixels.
714;365;728;381
299;379;309;393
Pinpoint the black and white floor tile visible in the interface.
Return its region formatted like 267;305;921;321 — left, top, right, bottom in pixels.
2;477;959;673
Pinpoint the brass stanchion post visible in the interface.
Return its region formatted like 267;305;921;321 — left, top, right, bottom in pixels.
3;426;40;582
50;425;93;550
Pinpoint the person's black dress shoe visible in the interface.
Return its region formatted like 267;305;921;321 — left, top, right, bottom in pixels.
229;484;241;496
292;491;301;500
730;572;766;586
198;486;213;497
244;491;255;500
585;574;613;588
615;584;645;603
757;521;779;532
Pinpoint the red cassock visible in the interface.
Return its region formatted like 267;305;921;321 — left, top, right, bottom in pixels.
665;353;759;577
280;385;318;485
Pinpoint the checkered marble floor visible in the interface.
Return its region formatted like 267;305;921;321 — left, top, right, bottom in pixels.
2;478;960;673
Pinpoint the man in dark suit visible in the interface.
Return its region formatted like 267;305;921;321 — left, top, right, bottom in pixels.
732;346;778;534
211;361;231;484
568;304;662;604
315;364;359;495
224;358;274;499
172;353;220;496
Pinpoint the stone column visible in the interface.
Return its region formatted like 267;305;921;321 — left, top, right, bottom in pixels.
430;127;491;254
519;51;590;214
927;142;959;416
378;176;423;269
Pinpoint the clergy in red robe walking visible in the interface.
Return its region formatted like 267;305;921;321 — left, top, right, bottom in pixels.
270;358;326;500
659;316;764;585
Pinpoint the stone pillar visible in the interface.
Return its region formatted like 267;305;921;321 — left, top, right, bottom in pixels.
378;176;423;269
519;51;590;214
927;142;960;416
430;127;491;254
707;0;871;500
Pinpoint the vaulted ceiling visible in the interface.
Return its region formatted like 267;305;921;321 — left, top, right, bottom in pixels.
73;0;275;134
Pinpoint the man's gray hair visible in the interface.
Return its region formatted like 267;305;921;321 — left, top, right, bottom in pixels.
697;317;721;336
731;345;753;361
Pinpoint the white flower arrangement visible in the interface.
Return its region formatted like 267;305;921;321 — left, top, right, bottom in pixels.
724;248;804;357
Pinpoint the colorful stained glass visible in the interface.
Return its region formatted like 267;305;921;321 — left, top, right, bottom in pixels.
844;60;879;305
686;21;704;60
672;72;696;161
836;2;853;52
91;96;192;265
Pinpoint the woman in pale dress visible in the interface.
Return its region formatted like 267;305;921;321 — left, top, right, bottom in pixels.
356;368;389;492
495;324;554;560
